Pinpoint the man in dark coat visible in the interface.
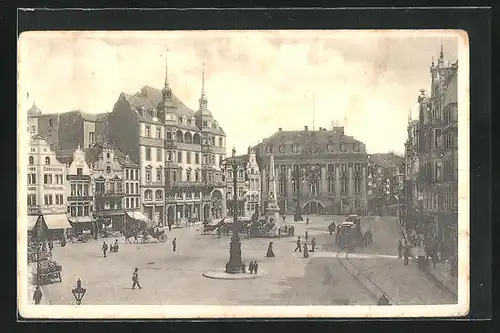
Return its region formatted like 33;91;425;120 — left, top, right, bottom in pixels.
132;267;142;289
33;285;43;304
311;238;316;252
305;231;309;243
403;241;410;266
102;241;108;258
294;237;302;252
48;240;54;254
253;261;259;274
172;238;177;252
266;242;275;257
398;238;404;258
249;261;254;274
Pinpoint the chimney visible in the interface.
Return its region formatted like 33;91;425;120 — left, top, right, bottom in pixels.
304;126;308;131
278;127;282;131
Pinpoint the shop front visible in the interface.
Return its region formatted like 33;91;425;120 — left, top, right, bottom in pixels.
125;211;151;230
41;214;72;240
68;216;95;235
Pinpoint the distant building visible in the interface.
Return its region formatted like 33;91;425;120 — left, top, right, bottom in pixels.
106;56;227;225
255;125;369;216
225;147;261;218
27;134;71;240
367;153;404;216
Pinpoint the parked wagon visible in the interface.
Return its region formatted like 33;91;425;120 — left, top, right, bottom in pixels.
37;259;62;284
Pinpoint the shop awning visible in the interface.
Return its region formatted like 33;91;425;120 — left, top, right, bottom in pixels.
42;215;72;230
28;215;40;230
126;211;150;222
68;216;93;223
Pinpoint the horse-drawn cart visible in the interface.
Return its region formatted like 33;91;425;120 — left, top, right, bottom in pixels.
37;259;62;284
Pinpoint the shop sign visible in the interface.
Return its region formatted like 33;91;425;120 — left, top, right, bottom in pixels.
44;185;64;191
43;166;64;172
28;186;37;191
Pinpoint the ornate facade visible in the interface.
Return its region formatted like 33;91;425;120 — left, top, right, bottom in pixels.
414;46;458;244
106;54;227;226
255;126;368;216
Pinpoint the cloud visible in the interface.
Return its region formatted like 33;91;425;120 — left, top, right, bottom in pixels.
18;30;461;155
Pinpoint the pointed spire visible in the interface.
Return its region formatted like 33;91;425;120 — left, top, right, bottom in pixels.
199;62;208;110
164;47;169;89
440;43;444;59
431;56;434;66
408;108;412;123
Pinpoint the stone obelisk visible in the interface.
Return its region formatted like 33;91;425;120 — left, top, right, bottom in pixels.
265;154;281;236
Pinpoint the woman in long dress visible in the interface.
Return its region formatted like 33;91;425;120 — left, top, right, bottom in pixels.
266;242;275;257
303;243;309;258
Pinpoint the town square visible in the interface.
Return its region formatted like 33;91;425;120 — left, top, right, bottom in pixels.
19;30;461;311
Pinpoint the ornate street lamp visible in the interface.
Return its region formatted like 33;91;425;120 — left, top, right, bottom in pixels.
71;279;86;305
219;147;250;274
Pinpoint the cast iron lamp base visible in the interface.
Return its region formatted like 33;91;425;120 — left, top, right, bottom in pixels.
225;235;246;274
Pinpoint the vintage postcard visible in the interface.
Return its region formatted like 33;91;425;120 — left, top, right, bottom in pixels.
17;29;469;319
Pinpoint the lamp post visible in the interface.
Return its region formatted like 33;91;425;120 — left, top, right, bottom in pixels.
71;278;86;305
219;147;250;274
292;165;306;221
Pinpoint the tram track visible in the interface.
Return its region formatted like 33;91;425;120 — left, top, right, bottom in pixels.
336;251;399;305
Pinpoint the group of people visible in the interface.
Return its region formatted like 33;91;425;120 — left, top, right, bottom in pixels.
278;225;295;238
248;261;259;274
101;239;120;257
294;235;317;258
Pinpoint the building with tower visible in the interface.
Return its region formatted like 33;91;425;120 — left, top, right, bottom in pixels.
106;52;227;226
255;125;369;216
413;46;458;246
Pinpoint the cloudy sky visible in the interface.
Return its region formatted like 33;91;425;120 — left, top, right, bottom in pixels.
18;30;460;155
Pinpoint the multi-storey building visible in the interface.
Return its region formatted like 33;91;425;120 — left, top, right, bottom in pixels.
366;153;404;216
114;148;144;227
225;147;261;218
106;56;227;226
404;118;420;215
86;141;126;230
27;134;71;239
414;46;458;244
28;108;108;151
255;125;369;216
56;145;94;234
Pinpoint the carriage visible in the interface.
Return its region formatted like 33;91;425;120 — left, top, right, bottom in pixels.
122;219;168;243
37;259;62;284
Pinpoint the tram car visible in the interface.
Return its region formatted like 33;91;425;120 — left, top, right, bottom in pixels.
337;221;356;251
345;214;363;246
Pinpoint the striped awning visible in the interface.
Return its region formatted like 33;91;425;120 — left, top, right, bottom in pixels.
43;215;72;230
126;211;149;222
27;215;41;230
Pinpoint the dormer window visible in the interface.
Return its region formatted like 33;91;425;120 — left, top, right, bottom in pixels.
340;143;347;152
266;145;274;154
187;118;192;125
353;143;360;152
203;121;208;127
279;144;286;153
327;143;334;152
45;157;50;165
178;117;183;123
292;144;298;153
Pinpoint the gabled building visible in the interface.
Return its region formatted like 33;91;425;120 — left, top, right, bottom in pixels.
255;125;369;216
225;147;261;218
106;54;227;225
56;145;95;234
27;134;71;239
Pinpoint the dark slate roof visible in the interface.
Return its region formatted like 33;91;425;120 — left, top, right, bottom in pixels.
114;147;140;168
444;70;457;106
127;86;195;118
227;154;249;164
262;129;361;146
368;153;403;168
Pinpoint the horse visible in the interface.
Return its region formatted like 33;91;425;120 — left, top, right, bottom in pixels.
120;229;138;244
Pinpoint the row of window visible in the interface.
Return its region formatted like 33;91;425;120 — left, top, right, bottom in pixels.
95;180;123;194
69;203;91;217
144;189;163;201
125;169;139;181
265;143;360;154
144;125;225;147
28;156;53;165
269;163;362;175
95;200;122;211
70;183;90;197
281;177;362;195
125;197;140;209
27;194;64;206
125;182;139;194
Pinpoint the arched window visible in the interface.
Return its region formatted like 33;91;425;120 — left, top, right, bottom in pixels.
144;190;153;201
176;130;184;142
193;133;201;144
155;190;163;200
184;132;193;143
45;157;50;165
341;176;348;194
29;156;34;165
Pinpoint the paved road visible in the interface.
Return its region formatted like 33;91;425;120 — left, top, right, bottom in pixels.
32;215;456;305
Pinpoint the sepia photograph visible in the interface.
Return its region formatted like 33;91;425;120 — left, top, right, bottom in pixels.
17;29;469;319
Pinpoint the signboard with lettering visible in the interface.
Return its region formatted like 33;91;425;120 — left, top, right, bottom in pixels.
43;166;64;173
43;185;65;191
28;186;37;191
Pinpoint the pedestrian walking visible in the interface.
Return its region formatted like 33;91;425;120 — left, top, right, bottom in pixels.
249;261;254;274
168;223;172;232
397;239;404;259
403;241;410;266
335;229;338;244
48;240;54;254
306;217;309;225
172;238;177;252
367;230;373;244
253;261;259;274
33;285;42;305
266;242;275;257
102;241;108;258
217;227;221;239
282;215;286;223
303;243;309;258
311;238;316;252
278;228;281;238
132;267;142;289
294;237;302;252
305;231;309;243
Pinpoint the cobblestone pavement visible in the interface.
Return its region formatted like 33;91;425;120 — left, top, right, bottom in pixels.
35;215;455;305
